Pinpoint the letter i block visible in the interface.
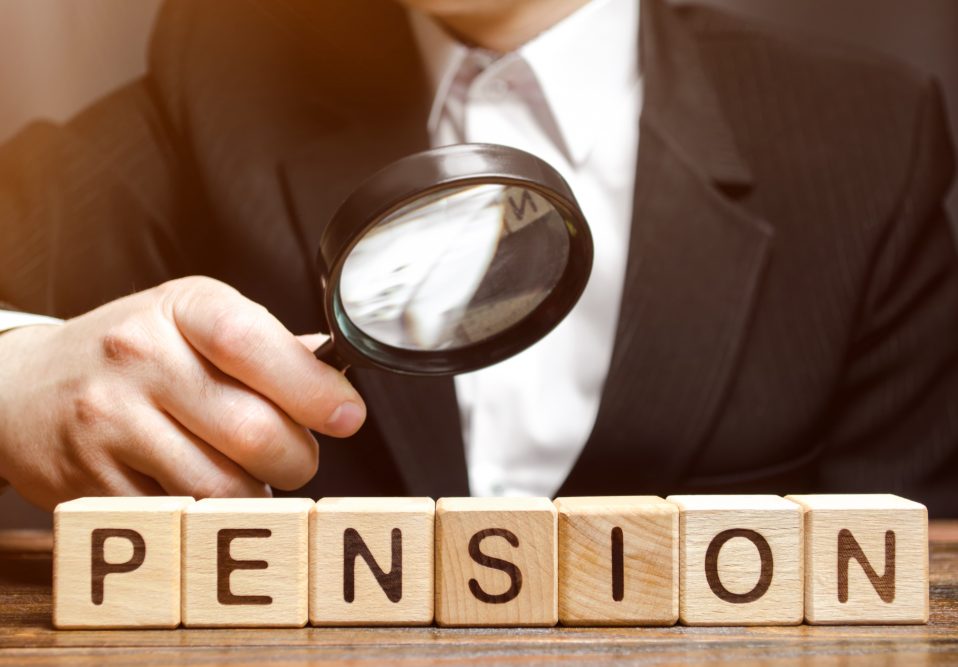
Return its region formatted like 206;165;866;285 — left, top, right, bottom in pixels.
310;497;435;625
182;498;313;627
785;494;928;624
53;496;194;629
435;497;557;627
554;496;678;626
666;495;803;626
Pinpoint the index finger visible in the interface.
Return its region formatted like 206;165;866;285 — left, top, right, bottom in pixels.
166;277;366;437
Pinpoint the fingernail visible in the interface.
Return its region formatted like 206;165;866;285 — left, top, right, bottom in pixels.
325;401;365;435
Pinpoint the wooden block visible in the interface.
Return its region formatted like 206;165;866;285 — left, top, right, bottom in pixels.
309;497;435;625
554;496;678;626
182;498;313;628
435;497;557;627
785;494;928;624
53;496;194;629
667;495;803;626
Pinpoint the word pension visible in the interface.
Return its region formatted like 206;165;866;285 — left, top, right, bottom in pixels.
52;494;928;629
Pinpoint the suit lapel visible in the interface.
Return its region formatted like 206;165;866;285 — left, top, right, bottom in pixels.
559;0;773;495
278;0;469;496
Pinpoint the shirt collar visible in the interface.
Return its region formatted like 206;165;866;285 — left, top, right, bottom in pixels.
408;0;640;165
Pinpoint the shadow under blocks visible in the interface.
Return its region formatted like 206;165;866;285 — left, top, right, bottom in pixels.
50;494;928;629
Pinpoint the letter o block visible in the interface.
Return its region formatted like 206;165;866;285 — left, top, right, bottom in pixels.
786;494;928;624
182;498;313;627
667;495;803;626
53;496;194;629
435;497;557;627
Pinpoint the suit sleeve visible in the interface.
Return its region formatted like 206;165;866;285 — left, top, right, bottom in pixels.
819;80;958;513
0;3;190;319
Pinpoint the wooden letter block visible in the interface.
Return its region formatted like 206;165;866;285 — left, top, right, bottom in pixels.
53;496;194;629
786;494;928;624
310;497;435;625
554;496;678;626
667;495;803;626
182;498;313;627
435;497;557;627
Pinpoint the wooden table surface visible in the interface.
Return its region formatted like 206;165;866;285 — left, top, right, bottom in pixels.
2;522;957;666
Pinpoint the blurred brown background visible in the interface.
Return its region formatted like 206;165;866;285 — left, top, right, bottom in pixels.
1;0;956;528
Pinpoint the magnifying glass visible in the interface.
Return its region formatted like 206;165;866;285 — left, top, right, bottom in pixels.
313;143;593;376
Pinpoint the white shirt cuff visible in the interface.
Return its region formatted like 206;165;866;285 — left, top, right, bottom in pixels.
0;310;63;333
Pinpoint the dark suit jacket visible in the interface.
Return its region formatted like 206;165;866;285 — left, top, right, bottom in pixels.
3;0;958;514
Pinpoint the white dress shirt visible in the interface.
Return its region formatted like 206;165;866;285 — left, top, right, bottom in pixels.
409;0;642;497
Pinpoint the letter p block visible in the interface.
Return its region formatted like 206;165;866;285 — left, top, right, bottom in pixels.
667;495;803;626
53;497;194;628
435;497;557;627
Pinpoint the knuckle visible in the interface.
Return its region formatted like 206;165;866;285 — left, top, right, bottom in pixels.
269;431;318;491
225;404;280;462
165;275;223;296
206;308;263;363
71;381;116;429
100;319;155;367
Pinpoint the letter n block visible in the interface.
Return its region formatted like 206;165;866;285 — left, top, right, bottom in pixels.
435;497;557;627
786;494;928;624
554;496;678;626
667;495;803;626
182;498;313;627
310;497;435;625
53;496;194;629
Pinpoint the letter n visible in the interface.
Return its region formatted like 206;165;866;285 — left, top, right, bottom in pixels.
837;528;895;603
343;528;403;603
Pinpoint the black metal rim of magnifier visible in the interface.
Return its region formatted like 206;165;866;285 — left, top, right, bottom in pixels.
317;143;594;376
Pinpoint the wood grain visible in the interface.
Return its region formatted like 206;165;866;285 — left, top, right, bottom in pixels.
53;496;193;629
0;525;957;664
667;495;804;626
554;496;678;626
181;498;313;628
787;494;929;625
310;497;434;626
434;497;557;627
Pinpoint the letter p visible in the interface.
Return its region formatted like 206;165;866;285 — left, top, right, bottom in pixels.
90;528;146;605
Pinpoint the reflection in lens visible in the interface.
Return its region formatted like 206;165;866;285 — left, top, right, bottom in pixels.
339;184;570;351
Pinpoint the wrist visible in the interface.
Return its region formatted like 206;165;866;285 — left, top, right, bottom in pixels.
0;323;62;486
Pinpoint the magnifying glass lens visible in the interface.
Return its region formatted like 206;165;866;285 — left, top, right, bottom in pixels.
338;183;569;352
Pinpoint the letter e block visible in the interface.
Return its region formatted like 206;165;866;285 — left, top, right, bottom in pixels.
435;497;557;627
554;496;677;626
182;498;313;627
310;497;435;625
785;494;928;624
53;496;194;629
667;495;803;625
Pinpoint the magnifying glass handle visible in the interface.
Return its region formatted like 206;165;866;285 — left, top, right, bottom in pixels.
314;338;350;372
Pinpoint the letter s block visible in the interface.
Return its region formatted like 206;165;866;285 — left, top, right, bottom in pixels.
182;498;313;627
785;494;928;624
435;497;557;627
53;496;194;629
310;497;435;625
666;495;803;626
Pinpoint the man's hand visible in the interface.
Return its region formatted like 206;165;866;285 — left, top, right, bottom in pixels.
0;276;366;510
